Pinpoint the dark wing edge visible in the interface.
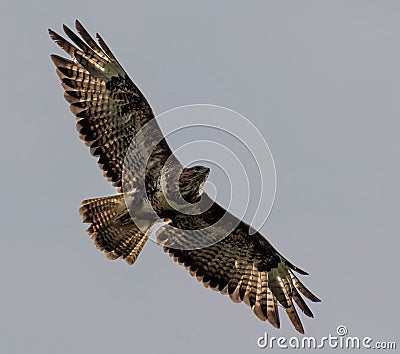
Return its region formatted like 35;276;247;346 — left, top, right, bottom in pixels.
48;20;160;192
163;224;320;334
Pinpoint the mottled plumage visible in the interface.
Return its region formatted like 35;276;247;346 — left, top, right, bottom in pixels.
49;20;320;334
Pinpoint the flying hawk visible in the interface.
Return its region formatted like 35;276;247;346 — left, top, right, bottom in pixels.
49;20;320;334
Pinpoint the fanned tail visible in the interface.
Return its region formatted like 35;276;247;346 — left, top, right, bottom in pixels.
79;194;151;265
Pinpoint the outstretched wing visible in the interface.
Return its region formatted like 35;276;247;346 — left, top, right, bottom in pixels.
157;195;320;334
49;20;173;192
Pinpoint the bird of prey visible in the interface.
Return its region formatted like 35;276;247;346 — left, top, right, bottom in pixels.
49;20;320;334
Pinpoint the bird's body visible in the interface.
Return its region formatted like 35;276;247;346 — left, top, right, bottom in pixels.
49;20;320;334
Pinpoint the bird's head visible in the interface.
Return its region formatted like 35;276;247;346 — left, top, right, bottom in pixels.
179;165;210;203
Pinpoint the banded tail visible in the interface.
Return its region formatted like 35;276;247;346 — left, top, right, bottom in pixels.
79;194;151;265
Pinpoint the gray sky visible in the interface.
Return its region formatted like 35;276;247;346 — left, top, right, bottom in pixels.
1;1;399;353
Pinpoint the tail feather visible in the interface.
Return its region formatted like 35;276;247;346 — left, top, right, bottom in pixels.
79;194;150;265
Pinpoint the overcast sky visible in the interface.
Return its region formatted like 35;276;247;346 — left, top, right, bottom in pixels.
1;1;399;353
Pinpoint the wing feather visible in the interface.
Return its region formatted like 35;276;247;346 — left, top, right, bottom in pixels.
253;272;267;321
266;284;280;329
49;21;172;192
161;205;320;333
